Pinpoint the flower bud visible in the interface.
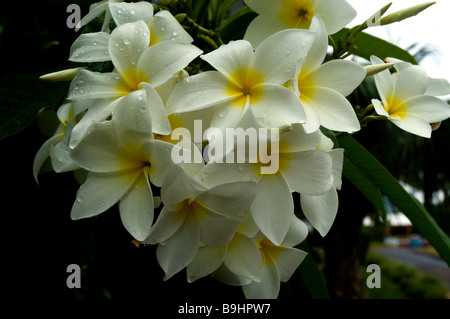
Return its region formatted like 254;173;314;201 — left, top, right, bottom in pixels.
39;67;86;82
380;2;436;26
364;63;395;77
160;0;172;6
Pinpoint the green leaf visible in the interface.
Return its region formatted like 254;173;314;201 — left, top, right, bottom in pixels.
343;154;387;222
331;28;418;65
215;0;241;26
295;241;329;299
187;0;211;26
219;8;257;43
338;134;450;266
0;75;69;141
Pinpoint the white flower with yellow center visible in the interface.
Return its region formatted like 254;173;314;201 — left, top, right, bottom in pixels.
371;56;450;138
67;20;202;147
144;164;257;281
295;16;364;133
243;0;356;47
69;91;201;241
197;109;334;245
166;29;315;131
33;103;80;182
209;214;308;299
70;2;193;63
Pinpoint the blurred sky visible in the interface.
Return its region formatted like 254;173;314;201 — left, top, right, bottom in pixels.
346;0;450;82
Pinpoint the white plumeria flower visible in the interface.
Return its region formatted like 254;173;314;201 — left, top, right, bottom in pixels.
371;56;450;138
75;0;123;32
198;109;334;245
143;164;257;281
69;91;200;241
33;103;80;182
295;16;364;133
211;214;308;299
166;29;316;132
243;0;356;48
67;20;202;147
70;2;193;63
385;57;450;98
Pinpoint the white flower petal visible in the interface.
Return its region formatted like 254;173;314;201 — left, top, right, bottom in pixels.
145;206;186;244
187;245;227;283
425;77;450;96
271;246;307;282
119;170;154;241
166;71;240;114
329;148;344;190
196;207;241;247
302;15;328;73
69;32;111;63
250;83;306;128
281;150;333;195
201;40;254;85
243;16;286;48
150;10;194;45
141;140;175;187
108;20;150;85
282;216;309;247
300;86;360;133
224;233;262;281
279;123;322;153
33;134;63;183
372;98;390;118
300;186;339;236
109;1;154;26
156;213;200;280
242;256;280;299
251;173;294;245
50;141;80;173
141;83;171;135
391;114;432;138
70;122;143;173
371;55;394;105
314;0;357;34
138;41;202;88
252;29;315;85
75;1;109;31
69;98;120;149
71;170;140;220
68;70;124;100
393;64;428;101
112;90;153;149
304;60;366;96
160;164;206;208
403;95;450;123
194;181;256;219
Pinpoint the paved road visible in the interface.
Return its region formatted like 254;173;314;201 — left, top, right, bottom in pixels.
373;246;450;291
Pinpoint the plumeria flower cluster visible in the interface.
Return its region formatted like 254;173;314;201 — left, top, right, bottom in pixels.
33;0;450;298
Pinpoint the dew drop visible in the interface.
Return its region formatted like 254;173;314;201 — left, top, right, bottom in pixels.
139;121;146;129
218;110;228;118
130;9;136;15
172;31;178;37
138;95;144;101
124;39;130;45
140;106;146;112
76;196;83;203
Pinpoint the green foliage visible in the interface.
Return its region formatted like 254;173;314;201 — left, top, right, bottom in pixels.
0;76;69;141
364;251;448;299
338;135;450;267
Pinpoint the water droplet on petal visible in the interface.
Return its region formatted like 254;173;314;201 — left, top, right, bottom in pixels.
124;39;130;45
130;9;136;15
76;196;83;203
218;110;228;118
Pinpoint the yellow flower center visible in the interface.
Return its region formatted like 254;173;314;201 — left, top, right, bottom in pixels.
281;0;315;29
226;68;265;108
385;96;407;119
